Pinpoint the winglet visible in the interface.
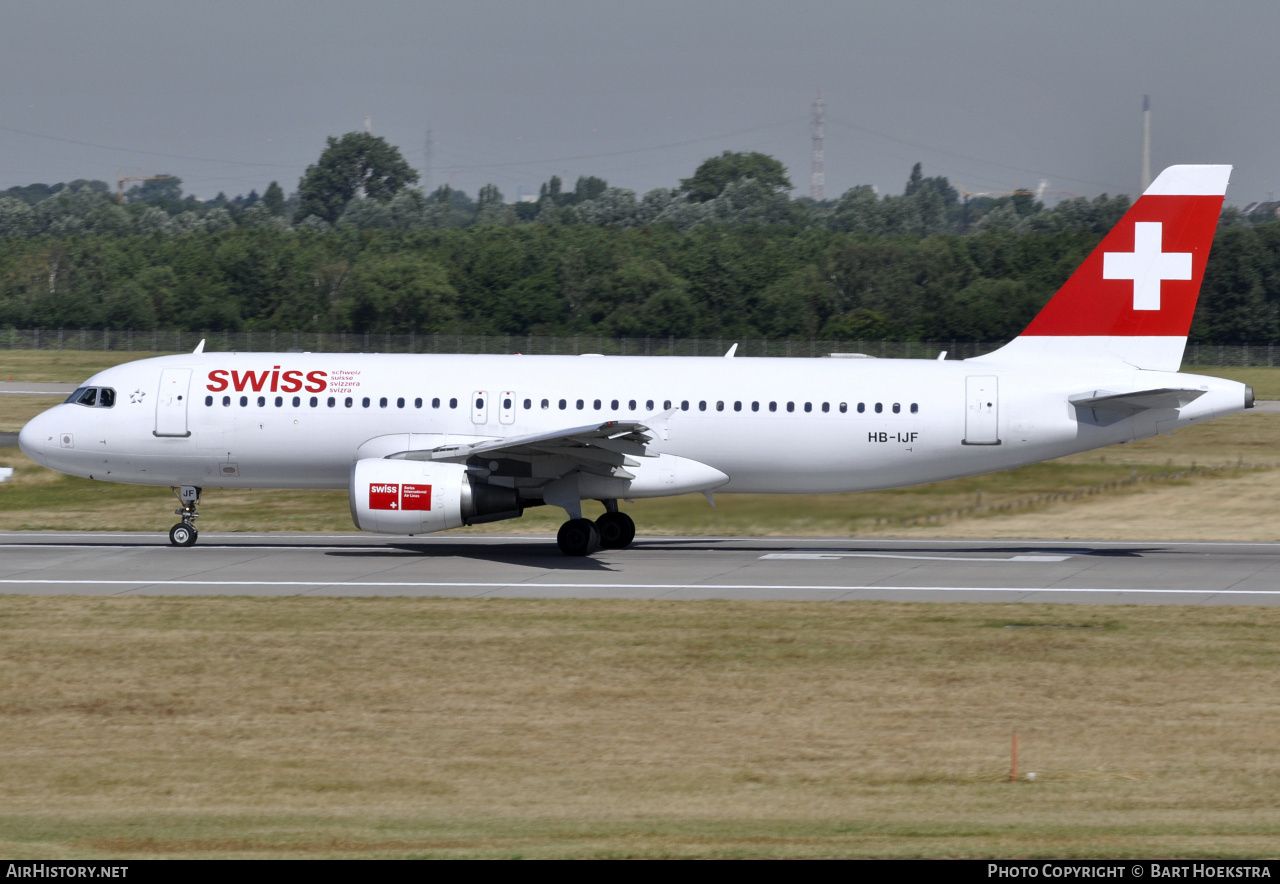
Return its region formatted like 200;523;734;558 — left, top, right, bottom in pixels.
724;343;738;358
193;339;206;354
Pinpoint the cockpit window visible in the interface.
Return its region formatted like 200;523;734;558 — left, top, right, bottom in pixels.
68;386;115;408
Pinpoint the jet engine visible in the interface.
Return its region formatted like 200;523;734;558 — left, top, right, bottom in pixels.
350;458;522;535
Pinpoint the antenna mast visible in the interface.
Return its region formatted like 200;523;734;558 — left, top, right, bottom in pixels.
1141;95;1151;191
424;127;434;192
810;89;826;201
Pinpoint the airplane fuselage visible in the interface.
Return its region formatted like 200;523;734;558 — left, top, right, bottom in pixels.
19;351;1249;494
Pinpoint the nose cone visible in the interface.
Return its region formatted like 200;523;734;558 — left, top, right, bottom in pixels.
18;411;53;465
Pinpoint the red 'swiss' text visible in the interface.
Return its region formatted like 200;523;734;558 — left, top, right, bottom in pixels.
206;367;328;394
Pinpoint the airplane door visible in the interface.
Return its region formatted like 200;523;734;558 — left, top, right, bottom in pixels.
499;391;516;425
471;390;489;425
963;376;1000;445
155;368;192;437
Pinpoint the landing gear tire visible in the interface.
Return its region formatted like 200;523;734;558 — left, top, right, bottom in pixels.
595;511;635;549
169;523;198;547
557;518;601;556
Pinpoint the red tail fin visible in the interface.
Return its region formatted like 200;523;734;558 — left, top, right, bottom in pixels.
981;165;1230;370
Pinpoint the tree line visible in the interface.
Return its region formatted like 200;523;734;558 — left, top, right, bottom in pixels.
0;134;1275;343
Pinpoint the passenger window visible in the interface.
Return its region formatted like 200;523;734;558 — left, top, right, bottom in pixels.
752;401;759;412
559;399;567;410
99;388;115;407
821;402;829;413
432;397;440;408
504;397;513;410
911;403;919;414
205;395;213;406
629;400;637;410
698;401;706;411
329;397;337;407
611;399;619;410
449;398;458;409
787;402;795;413
77;388;97;407
664;400;672;410
769;402;777;412
576;399;584;410
681;401;690;411
415;398;423;408
875;403;883;414
222;396;231;407
275;396;283;407
523;398;531;410
892;403;901;414
397;397;405;408
475;397;484;410
839;403;847;413
541;399;549;409
734;401;741;412
345;397;353;408
256;396;265;407
362;397;371;408
240;396;248;407
593;399;601;410
857;403;865;413
716;401;724;412
646;400;655;411
310;396;318;407
804;402;812;413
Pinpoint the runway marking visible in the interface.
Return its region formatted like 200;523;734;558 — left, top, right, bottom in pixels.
759;553;1072;562
0;578;1276;596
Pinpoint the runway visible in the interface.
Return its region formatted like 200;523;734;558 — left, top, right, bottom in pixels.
3;532;1280;605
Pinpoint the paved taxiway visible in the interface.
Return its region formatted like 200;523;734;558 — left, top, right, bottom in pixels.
3;533;1280;605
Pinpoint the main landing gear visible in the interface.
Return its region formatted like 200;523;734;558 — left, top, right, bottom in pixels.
556;501;636;556
169;485;201;547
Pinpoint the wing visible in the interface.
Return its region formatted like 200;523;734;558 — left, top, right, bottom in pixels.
388;420;657;479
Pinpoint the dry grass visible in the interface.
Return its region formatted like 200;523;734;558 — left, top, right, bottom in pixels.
0;597;1278;858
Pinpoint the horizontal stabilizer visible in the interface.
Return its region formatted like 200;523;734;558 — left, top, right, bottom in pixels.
1069;387;1205;424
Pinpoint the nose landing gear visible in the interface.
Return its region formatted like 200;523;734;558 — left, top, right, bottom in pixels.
169;485;201;547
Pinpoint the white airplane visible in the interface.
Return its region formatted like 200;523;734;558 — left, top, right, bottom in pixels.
18;165;1251;555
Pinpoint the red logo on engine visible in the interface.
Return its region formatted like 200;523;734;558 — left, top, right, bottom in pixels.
401;484;433;511
369;484;400;510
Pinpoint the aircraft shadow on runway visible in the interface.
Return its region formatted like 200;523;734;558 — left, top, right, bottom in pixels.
325;542;619;572
626;539;1157;558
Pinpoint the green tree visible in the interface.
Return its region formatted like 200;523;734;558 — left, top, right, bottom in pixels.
680;151;792;203
294;132;419;225
262;181;286;217
125;176;183;204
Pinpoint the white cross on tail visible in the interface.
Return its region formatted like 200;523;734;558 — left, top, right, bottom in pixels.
1102;221;1192;311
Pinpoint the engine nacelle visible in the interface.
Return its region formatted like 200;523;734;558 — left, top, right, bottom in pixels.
350;458;522;535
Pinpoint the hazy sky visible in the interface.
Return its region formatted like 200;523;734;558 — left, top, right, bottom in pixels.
3;1;1278;205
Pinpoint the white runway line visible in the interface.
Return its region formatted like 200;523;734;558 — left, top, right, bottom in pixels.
759;553;1072;562
0;578;1277;595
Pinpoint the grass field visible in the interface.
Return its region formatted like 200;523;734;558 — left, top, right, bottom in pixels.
1;597;1278;858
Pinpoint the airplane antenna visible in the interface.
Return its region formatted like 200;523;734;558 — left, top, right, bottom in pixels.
1141;95;1151;192
810;88;826;201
